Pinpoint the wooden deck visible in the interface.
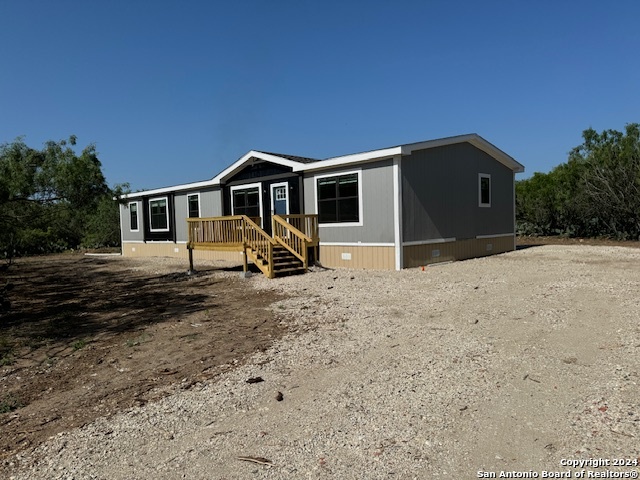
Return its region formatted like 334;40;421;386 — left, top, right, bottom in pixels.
187;214;319;278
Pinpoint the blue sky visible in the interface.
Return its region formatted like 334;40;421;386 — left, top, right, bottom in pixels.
1;1;639;191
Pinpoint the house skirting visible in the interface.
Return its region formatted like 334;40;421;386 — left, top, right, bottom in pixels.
402;235;514;268
121;242;243;262
319;244;395;270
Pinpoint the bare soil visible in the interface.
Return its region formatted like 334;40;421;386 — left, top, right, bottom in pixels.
2;240;639;479
0;254;286;461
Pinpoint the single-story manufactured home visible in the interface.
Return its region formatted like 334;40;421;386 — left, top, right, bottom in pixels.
119;134;524;275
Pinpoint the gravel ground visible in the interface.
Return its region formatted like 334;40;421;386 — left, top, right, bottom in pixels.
5;245;640;479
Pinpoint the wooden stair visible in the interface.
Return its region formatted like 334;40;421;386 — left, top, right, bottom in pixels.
187;214;318;279
248;245;306;277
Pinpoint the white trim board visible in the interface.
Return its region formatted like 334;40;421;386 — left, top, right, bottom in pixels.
213;151;308;184
121;180;218;200
392;156;403;271
476;233;514;239
403;238;456;246
319;242;395;247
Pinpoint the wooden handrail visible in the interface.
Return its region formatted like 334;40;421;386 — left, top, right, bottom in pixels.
243;215;276;266
277;214;319;244
272;215;310;267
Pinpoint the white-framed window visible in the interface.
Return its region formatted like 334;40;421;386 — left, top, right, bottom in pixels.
129;201;139;232
230;182;263;226
187;193;200;218
149;196;170;231
479;173;491;208
314;170;363;226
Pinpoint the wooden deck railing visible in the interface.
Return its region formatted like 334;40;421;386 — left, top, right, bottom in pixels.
277;214;319;246
187;214;319;277
187;215;274;276
187;216;261;247
272;215;312;268
187;215;244;248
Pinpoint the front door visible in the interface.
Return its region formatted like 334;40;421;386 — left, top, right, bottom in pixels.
270;182;289;216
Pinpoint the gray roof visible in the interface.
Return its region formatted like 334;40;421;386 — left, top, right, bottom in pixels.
255;151;320;164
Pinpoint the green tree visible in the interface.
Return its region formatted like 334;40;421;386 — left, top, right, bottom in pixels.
569;124;640;239
516;123;640;239
0;136;124;258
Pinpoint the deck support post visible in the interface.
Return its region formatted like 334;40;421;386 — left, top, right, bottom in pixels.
242;246;248;273
188;246;195;274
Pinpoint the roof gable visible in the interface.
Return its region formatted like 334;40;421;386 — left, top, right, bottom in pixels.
211;150;317;183
121;134;522;199
299;134;524;173
400;134;524;173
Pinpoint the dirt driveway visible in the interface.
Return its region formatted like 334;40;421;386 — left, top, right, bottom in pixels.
0;254;286;462
2;243;640;479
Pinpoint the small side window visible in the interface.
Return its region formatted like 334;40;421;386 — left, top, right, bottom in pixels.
129;202;139;231
479;174;491;207
187;194;200;218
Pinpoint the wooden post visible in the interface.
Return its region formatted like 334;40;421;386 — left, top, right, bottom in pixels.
268;242;274;278
242;247;248;273
188;246;194;274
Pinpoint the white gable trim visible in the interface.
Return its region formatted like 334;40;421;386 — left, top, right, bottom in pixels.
400;134;524;173
121;179;218;200
212;151;307;183
300;147;401;172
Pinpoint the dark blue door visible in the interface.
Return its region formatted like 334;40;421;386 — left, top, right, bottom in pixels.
272;185;288;215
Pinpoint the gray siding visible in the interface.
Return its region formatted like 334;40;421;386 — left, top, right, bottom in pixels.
402;142;514;242
120;201;144;242
303;159;395;244
174;188;223;242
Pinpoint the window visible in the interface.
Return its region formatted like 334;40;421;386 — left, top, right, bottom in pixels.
149;197;169;231
129;202;139;231
479;173;491;207
316;172;360;224
232;186;261;218
187;193;200;218
274;186;286;201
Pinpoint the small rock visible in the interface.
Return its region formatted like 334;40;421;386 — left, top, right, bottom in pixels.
246;377;264;384
276;392;284;401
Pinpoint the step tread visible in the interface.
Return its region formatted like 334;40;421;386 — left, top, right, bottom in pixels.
274;266;307;274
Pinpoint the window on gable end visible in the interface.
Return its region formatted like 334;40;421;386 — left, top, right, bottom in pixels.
479;173;491;207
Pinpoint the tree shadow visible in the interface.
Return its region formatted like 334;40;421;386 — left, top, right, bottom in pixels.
516;243;544;250
0;256;223;346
